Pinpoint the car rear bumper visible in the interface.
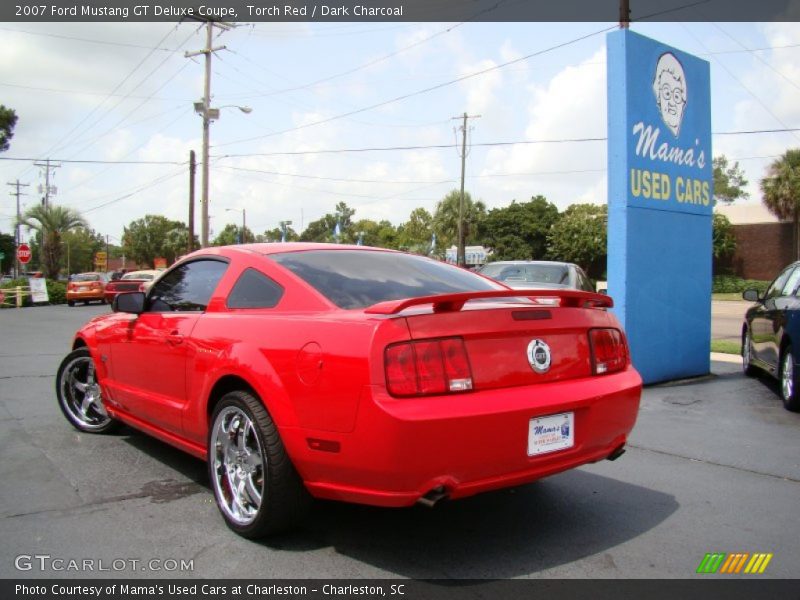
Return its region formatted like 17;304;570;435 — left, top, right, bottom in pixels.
67;290;105;301
284;367;642;507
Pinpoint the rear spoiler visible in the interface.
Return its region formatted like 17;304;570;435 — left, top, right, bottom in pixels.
365;289;613;315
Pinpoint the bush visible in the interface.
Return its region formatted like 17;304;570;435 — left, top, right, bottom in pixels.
46;280;66;305
0;278;66;307
712;275;770;294
0;278;32;308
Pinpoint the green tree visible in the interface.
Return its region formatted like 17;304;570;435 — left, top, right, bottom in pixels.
397;207;434;253
61;228;104;274
350;219;398;248
17;205;88;279
300;202;357;243
262;225;299;242
713;155;749;205
546;204;607;278
122;215;188;268
0;232;15;274
212;223;255;246
712;213;737;259
433;190;486;249
0;105;17;152
479;195;559;261
761;149;800;260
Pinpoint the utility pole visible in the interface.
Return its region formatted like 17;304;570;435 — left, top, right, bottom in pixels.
7;180;28;278
33;159;60;208
186;19;229;248
619;0;630;28
452;112;480;267
188;150;196;254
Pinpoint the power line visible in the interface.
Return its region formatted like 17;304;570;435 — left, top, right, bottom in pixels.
215;127;800;159
0;26;180;51
0;157;186;165
23;25;183;168
215;25;616;148
0;81;188;102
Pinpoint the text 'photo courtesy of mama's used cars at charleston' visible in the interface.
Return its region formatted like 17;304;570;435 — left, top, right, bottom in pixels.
55;244;642;539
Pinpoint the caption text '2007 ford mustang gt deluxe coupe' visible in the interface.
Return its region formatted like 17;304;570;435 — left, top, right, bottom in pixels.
56;244;641;539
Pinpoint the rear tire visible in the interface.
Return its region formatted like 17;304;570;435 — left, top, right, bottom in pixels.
67;300;74;307
742;328;757;376
780;346;800;412
208;390;310;538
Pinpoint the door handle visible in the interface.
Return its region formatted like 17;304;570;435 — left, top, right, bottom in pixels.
167;332;184;345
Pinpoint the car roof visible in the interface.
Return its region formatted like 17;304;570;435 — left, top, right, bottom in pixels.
180;243;400;260
483;260;576;268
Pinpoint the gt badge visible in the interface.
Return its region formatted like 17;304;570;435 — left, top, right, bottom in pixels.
527;339;551;374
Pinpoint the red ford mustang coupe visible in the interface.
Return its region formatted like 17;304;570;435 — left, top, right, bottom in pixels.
56;244;641;538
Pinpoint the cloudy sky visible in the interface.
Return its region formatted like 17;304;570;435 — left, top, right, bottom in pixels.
1;20;799;243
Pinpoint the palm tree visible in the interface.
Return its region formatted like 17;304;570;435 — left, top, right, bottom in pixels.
761;149;800;260
433;190;486;250
18;205;88;279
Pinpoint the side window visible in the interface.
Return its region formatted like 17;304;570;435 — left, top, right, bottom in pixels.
148;259;228;312
782;268;800;297
766;267;795;300
227;268;284;309
575;268;593;292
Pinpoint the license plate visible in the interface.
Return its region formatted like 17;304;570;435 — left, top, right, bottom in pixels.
527;412;574;456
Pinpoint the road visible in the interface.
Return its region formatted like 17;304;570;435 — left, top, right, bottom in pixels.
711;300;753;343
0;304;797;580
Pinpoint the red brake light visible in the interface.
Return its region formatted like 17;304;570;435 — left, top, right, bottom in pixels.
385;337;473;397
589;328;628;375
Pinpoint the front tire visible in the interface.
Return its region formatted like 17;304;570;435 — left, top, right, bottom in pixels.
208;390;310;538
56;348;119;433
742;328;757;376
780;346;800;412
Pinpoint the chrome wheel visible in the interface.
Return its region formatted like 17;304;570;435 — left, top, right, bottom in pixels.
57;350;112;431
210;406;265;526
781;350;794;404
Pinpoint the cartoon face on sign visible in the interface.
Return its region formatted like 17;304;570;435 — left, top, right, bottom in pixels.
652;52;687;137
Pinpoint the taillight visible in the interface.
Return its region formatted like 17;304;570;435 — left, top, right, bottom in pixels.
589;328;628;375
91;282;101;289
385;337;473;397
68;283;76;291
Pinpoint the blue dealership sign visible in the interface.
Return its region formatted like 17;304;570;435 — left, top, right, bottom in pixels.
607;30;712;384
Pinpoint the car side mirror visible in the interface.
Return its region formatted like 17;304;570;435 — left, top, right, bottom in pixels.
742;289;761;302
113;292;146;314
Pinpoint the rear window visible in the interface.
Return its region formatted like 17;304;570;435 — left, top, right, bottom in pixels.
271;250;499;309
122;272;154;280
73;274;101;282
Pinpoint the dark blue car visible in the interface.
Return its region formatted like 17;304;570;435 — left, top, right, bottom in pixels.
742;262;800;412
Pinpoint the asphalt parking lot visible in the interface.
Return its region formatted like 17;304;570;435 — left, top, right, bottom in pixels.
0;304;798;579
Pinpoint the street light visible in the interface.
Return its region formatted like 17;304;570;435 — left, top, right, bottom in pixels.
225;208;246;244
194;102;252;248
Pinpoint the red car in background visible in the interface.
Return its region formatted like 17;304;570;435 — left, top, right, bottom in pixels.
103;270;163;304
56;244;641;538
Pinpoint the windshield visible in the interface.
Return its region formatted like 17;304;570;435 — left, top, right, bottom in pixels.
271;250;500;309
73;274;101;282
480;263;570;286
123;272;154;281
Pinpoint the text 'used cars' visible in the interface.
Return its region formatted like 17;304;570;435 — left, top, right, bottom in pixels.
56;244;641;538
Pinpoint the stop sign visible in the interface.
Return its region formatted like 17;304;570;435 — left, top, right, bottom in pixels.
17;244;31;264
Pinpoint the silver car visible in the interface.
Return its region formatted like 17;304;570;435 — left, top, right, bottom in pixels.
477;260;595;292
